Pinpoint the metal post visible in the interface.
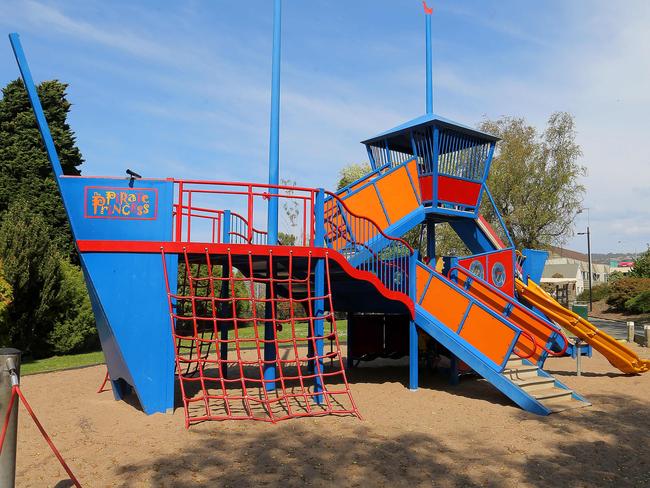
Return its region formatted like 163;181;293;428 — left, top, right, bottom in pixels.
644;325;650;347
0;348;21;488
627;321;636;343
423;2;433;114
266;0;282;245
312;190;326;403
575;339;582;376
408;252;418;390
587;226;592;311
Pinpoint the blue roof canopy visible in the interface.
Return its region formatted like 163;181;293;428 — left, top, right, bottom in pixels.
361;113;499;153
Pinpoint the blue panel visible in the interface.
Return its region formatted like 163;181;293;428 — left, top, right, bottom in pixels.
449;219;497;254
82;252;178;414
59;177;175;242
60;176;176;414
521;249;549;284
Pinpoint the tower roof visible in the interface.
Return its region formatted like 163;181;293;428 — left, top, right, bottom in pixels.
361;113;499;151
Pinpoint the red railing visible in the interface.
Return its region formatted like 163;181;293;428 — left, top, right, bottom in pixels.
449;265;569;357
173;180;317;246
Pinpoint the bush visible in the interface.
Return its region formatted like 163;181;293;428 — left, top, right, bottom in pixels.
577;283;610;302
46;259;98;354
624;291;650;314
605;277;650;312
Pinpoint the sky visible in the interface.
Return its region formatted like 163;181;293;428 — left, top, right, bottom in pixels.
0;0;649;254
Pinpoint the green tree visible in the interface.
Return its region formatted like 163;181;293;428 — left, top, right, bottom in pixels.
479;112;586;249
336;163;371;190
47;259;99;354
629;249;650;278
0;200;64;357
0;79;83;258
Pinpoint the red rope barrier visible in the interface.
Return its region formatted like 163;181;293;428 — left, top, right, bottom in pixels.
0;385;81;487
96;368;111;393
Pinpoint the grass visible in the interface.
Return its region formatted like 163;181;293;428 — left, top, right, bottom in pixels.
21;350;105;376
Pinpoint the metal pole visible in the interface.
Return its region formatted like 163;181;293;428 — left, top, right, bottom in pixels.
587;226;592;312
575;339;582;377
423;2;433;114
266;0;282;245
263;0;282;391
0;348;21;488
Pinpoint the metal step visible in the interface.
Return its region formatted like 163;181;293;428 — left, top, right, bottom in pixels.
501;364;539;381
512;376;555;392
532;387;573;401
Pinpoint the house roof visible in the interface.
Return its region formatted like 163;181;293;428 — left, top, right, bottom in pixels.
547;245;589;263
542;263;581;280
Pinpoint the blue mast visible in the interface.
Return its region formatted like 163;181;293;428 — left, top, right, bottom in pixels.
424;2;433;114
267;0;282;244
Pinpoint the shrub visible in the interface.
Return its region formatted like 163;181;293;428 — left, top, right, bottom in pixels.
624;291;650;314
577;283;610;302
47;259;98;354
605;277;650;312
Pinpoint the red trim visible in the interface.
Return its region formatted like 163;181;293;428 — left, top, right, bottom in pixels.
76;240;415;317
422;1;433;15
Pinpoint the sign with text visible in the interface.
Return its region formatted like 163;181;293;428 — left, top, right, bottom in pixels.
84;187;158;220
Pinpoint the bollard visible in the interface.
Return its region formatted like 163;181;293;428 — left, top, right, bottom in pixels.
0;348;20;488
575;339;582;377
645;325;650;347
627;321;635;343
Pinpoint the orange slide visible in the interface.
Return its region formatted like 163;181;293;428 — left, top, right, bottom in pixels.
516;278;650;374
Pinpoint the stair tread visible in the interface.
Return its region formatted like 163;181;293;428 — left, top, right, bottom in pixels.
533;388;573;400
512;376;555;387
543;396;592;413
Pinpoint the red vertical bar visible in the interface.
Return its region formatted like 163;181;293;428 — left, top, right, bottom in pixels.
176;182;184;242
302;197;307;246
247;185;254;243
186;191;192;242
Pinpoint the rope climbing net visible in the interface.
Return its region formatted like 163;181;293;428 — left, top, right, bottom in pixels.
162;248;360;426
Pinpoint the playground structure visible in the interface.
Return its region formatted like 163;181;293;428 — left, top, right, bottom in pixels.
7;3;650;427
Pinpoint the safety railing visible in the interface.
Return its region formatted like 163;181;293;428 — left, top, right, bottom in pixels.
173;180;317;246
449;265;569;357
323;191;414;296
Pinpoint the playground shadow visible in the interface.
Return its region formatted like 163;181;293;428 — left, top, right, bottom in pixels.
347;360;515;408
113;391;650;487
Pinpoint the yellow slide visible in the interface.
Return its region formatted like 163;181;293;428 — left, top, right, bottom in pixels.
515;278;650;374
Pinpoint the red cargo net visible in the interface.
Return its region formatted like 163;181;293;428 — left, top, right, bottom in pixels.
162;248;360;426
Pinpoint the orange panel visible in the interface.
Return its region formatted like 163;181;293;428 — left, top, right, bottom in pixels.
420;275;470;331
416;265;432;301
406;160;422;203
344;185;389;229
375;167;420;224
459;306;516;366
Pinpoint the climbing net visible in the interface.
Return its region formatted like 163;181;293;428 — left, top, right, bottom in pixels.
162;248;359;426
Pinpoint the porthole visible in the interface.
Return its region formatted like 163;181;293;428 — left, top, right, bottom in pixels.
491;262;506;288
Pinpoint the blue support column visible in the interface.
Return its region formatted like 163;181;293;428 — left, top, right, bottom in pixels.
409;251;418;390
264;0;282;391
313;189;326;403
426;218;436;262
266;0;282;245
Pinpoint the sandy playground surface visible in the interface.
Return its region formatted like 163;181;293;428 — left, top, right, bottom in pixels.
13;343;650;487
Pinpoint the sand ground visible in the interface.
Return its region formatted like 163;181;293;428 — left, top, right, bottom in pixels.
13;343;650;487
